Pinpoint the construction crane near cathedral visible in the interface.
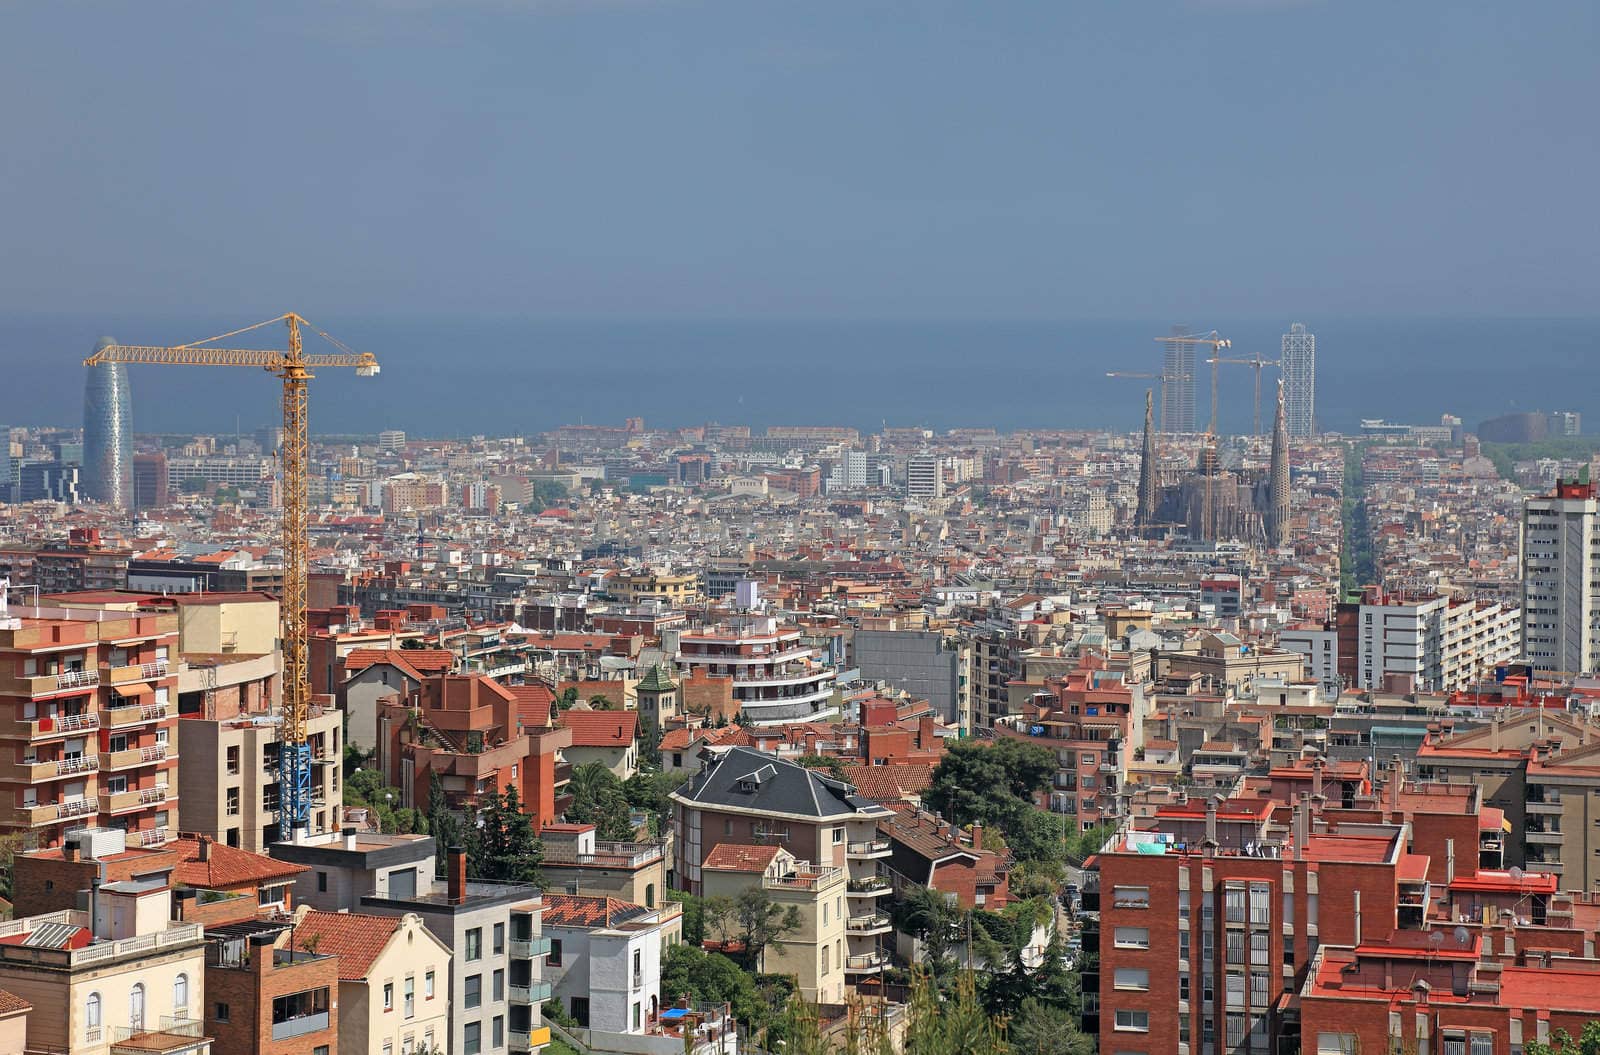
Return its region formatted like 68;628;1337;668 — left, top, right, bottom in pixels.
85;313;380;838
1156;331;1231;537
1107;370;1176;434
1207;349;1282;437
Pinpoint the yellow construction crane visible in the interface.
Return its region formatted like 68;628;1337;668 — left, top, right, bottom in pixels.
1106;370;1176;434
1155;330;1230;538
1206;350;1282;437
84;313;379;837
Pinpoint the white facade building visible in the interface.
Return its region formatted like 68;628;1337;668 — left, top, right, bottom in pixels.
1523;479;1600;675
1281;322;1316;438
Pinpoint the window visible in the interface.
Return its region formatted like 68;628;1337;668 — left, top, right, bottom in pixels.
404;977;415;1019
317;871;328;892
87;993;102;1037
1226;931;1245;965
1317;1034;1358;1055
1113;968;1150;991
465;975;482;1009
425;971;435;999
129;983;145;1031
633;1002;641;1031
384;983;394;1012
1225;887;1245;923
1112;886;1150;909
822;945;829;974
1250;971;1269;1004
463;1022;482;1055
466;928;483;961
493;969;504;1002
173;974;188;1014
1250;932;1269;965
1470;1036;1493;1055
1225;973;1245;1008
315;1048;329;1055
494;1016;505;1048
1114;927;1149;949
1442;1036;1466;1055
1114;1010;1150;1032
214;1003;228;1023
833;827;844;844
1179;974;1190;1001
494;923;505;955
226;746;240;774
1226;1015;1245;1047
547;939;563;966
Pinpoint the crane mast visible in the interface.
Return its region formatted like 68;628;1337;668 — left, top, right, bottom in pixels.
1156;331;1230;539
85;313;379;838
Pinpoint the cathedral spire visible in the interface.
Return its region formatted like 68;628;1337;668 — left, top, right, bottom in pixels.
1267;379;1290;547
1137;389;1159;530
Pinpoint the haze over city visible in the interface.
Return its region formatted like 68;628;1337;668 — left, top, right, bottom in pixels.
4;5;1600;1055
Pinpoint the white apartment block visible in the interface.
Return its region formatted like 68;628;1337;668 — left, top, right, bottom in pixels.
1356;593;1521;693
1523;479;1600;675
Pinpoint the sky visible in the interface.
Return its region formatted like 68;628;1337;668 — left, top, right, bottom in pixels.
1;0;1597;324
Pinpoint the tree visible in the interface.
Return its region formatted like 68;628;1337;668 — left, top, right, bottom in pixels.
556;687;581;711
1527;1023;1600;1055
666;890;706;945
732;886;803;973
588;694;616;710
428;772;467;861
901;969;1007;1055
892;885;964;970
564;761;636;840
638;716;664;771
471;785;543;884
623;769;685;838
658;944;766;1031
1005;809;1065;866
924;739;1054;833
770;993;830;1055
344;767;427;835
1006;998;1095;1055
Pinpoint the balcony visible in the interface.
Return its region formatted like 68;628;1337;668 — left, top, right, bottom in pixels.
101;743;171;771
844;952;890;974
9;711;100;740
103;660;170;686
508;980;552;1005
270;1011;330;1041
846;913;892;935
0;754;99;783
510;936;553;959
847;838;892;860
1527;828;1564;845
1526;799;1563;815
140;827;172;847
847;876;892;898
106;701;169;728
509;1027;551;1053
1;668;100;697
110;1018;208;1055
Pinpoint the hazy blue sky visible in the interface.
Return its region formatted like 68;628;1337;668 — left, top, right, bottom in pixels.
2;1;1596;321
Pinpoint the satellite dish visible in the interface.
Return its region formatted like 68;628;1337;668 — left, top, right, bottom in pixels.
1454;927;1471;947
1428;932;1445;949
1508;866;1525;882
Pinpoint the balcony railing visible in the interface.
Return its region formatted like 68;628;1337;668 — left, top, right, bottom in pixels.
510;936;553;959
847;877;891;896
104;660;170;686
508;980;552;1004
270;1011;330;1041
846;913;892;933
140;827;172;847
845;952;889;973
57;796;96;820
847;839;892;858
110;1017;206;1055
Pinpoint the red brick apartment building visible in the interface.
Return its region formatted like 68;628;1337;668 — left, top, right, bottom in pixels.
0;600;179;849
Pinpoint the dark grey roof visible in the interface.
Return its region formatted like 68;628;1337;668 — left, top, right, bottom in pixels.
675;746;886;820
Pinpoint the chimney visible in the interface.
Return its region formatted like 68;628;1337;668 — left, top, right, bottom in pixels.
1294;799;1307;861
1491;718;1500;754
970;823;983;852
1390;755;1403;814
448;845;467;904
62;839;78;863
1205;798;1219;846
1353;889;1362;946
88;875;101;938
343;826;358;851
1446;837;1456;885
198;837;210;863
1311;759;1325;801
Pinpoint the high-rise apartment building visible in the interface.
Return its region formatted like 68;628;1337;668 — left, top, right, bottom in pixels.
378;429;407;453
1281;322;1316;438
1161;325;1198;434
1522;475;1600;674
676;617;839;725
0;427;11;504
0;600;180;850
905;453;943;499
82;341;133;507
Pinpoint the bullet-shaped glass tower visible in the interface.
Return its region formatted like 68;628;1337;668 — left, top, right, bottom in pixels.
82;337;133;507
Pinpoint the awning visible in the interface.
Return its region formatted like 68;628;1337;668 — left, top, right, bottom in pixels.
113;683;154;700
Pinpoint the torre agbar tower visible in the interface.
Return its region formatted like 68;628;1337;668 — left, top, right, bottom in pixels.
82;338;133;507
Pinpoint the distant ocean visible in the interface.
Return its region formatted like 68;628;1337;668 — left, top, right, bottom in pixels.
0;315;1595;439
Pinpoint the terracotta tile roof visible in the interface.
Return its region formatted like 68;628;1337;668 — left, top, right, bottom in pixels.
0;989;31;1015
171;835;308;889
561;710;638;748
543;893;650;930
509;683;557;728
840;763;935;802
293;910;400;980
343;648;454;682
702;843;782;873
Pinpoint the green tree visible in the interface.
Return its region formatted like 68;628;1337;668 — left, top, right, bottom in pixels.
1005;809;1065;866
892;885;964;970
588;694;616;710
623;769;685;838
428;772;466;862
666;890;706;945
770;993;830;1055
732;886;803;972
637;716;664;771
471;785;543;884
564;761;637;840
658;944;766;1030
1526;1022;1600;1055
1006;997;1095;1055
902;969;1007;1055
924;739;1055;833
344;767;427;835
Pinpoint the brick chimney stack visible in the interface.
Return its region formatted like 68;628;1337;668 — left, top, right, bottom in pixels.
448;845;467;903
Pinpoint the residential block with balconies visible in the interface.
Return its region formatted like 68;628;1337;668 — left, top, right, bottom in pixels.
676;618;839;726
0;601;180;849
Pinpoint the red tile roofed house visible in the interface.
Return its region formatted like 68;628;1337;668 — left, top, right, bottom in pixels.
375;673;572;828
171;833;310;921
292;908;453;1055
560;709;640;779
338;647;458;752
839;763;935;805
878;803;1013;911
